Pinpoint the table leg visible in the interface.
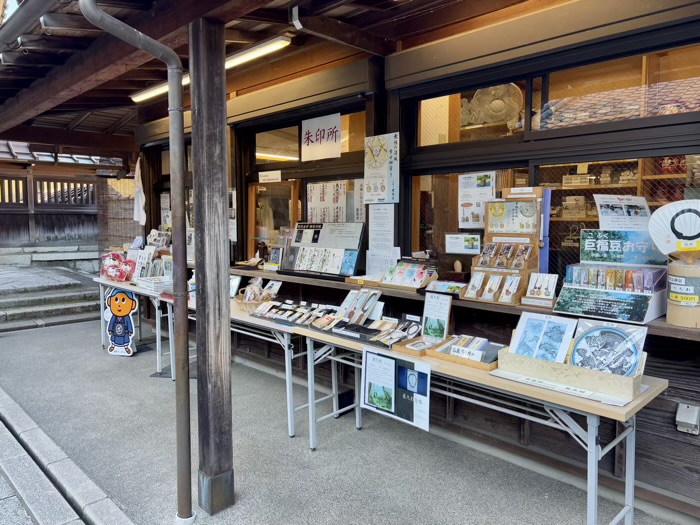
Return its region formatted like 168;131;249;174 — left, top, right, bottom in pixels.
306;337;317;451
331;347;339;418
167;303;175;381
625;417;636;525
284;333;295;438
99;284;106;350
586;414;600;525
155;299;162;373
355;359;362;431
136;300;143;341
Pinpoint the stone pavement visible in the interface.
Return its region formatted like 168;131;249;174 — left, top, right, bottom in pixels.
0;468;34;525
0;387;132;525
0;419;82;525
0;320;694;525
0;266;80;294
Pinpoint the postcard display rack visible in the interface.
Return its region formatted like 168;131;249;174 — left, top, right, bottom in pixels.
495;313;651;403
461;188;547;307
280;222;363;280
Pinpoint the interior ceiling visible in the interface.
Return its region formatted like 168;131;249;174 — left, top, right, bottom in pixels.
0;0;530;153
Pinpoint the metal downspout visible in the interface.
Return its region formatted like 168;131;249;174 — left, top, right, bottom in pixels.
77;1;194;524
0;0;57;53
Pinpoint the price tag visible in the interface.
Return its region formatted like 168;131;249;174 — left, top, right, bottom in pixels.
677;240;699;252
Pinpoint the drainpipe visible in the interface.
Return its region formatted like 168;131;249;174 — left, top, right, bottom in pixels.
78;2;195;524
0;0;57;53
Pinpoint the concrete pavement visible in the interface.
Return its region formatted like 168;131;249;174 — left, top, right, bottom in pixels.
0;320;694;525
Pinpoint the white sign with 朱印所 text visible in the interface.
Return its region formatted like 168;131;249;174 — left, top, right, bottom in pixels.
364;133;399;204
301;113;342;162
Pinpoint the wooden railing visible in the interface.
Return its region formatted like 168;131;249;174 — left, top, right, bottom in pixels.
0;173;98;245
0;176;27;207
34;178;96;208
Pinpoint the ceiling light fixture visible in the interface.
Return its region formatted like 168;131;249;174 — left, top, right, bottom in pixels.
130;36;291;103
255;152;299;161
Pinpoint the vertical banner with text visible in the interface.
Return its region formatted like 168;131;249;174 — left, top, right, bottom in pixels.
364;132;400;204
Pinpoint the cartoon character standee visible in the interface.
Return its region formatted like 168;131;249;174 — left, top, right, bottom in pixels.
105;289;138;356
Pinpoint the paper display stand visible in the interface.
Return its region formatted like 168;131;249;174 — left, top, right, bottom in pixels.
461;189;543;306
393;292;451;357
554;229;668;324
280;222;364;281
425;337;504;371
379;257;439;292
496;349;646;403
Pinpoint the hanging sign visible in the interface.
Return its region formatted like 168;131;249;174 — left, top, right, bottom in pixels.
458;171;496;229
259;170;282;183
361;348;431;431
104;288;139;356
364;132;399;204
301;113;342;162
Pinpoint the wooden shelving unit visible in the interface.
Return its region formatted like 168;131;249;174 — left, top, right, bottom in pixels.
642;174;687;180
228;267;700;342
549;183;637;191
549;217;599;222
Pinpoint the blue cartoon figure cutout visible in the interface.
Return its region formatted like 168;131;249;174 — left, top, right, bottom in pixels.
106;289;138;356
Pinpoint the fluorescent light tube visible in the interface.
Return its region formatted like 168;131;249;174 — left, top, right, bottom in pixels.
130;36;291;103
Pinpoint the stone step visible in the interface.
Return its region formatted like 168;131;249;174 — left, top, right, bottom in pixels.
0;311;101;333
0;289;99;310
1;300;100;323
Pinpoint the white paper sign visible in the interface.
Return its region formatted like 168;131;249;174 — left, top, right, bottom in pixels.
361;348;431;431
301;113;342;161
364;133;399;204
458;171;496;229
422;292;452;342
259;170;282;183
369;204;395;252
445;233;480;255
594;195;651;231
366;248;401;276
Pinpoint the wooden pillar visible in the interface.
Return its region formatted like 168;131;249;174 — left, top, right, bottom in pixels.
189;18;234;515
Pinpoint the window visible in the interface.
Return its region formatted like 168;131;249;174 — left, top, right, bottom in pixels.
306;179;365;224
247;181;301;257
418;82;526;146
410;169;527;269
255;127;299;163
540;153;700;279
533;43;700;131
254;112;366;165
340;112;366;153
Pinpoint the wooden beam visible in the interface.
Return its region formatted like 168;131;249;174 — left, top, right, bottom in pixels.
40;13;104;34
369;0;525;38
67;112;92;130
190;16;234;516
117;70;168;81
0;0;273;133
94;0;153;9
293;12;396;56
0;125;137;151
103;110;136;134
239;8;289;25
295;0;354;15
0;52;67;67
98;80;150;90
18;35;93;52
0;66;51;79
224;29;257;44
